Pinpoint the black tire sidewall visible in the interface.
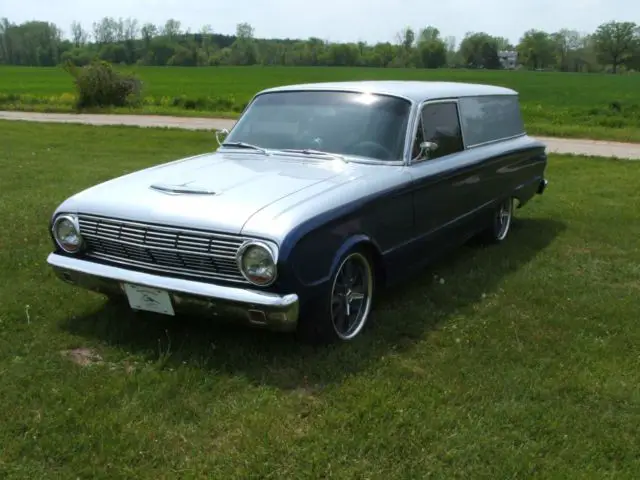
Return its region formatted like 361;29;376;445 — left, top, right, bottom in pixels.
479;197;513;244
296;247;375;344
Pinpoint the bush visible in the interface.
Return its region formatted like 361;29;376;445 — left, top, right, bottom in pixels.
64;60;142;109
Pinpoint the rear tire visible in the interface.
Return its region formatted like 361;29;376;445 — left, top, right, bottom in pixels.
296;249;375;345
478;197;514;244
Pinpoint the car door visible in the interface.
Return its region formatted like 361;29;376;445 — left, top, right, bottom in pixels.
408;99;484;251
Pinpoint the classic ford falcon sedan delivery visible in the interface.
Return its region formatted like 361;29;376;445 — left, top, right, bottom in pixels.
47;81;548;344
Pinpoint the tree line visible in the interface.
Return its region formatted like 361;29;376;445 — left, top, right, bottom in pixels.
1;17;639;73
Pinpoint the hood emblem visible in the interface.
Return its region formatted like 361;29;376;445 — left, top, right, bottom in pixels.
150;183;217;195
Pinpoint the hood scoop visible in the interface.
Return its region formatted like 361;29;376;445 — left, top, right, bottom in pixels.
150;183;217;195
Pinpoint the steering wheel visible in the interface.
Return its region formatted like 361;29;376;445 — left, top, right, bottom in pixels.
349;141;393;160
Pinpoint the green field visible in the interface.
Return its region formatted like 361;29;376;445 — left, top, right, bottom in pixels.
1;66;640;142
1;120;640;478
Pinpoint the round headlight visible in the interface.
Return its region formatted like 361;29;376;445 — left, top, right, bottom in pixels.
238;242;277;286
53;215;83;253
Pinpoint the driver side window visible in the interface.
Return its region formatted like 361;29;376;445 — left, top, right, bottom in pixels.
411;101;464;162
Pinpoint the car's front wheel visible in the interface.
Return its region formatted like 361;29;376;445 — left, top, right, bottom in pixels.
297;249;375;344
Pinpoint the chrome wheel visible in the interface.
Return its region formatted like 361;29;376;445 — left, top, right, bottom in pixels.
330;252;373;340
496;198;513;241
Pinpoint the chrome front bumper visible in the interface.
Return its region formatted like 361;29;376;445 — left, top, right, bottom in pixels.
47;253;299;332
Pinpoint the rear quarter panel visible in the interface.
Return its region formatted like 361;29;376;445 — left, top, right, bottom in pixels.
468;135;548;209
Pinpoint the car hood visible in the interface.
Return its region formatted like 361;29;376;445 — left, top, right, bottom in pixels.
55;151;359;235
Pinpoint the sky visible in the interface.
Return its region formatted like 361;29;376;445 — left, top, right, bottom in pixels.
1;0;637;45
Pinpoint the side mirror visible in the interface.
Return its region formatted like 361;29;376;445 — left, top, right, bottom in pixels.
215;128;230;147
414;141;438;160
420;141;438;154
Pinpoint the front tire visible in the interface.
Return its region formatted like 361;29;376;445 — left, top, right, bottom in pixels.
297;249;375;344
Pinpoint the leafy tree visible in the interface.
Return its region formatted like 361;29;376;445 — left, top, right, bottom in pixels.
592;21;638;73
326;43;361;66
168;45;197;66
141;23;157;48
0;20;63;65
70;21;89;47
61;47;92;66
418;27;439;43
629;41;640;71
162;19;181;39
517;29;556;69
148;37;176;65
444;36;459;66
0;18;14;64
236;22;254;40
230;22;258;65
459;32;501;69
99;43;128;64
123;18;139;41
398;27;415;51
551;29;583;71
390;27;416;67
493;37;513;51
1;14;639;72
416;26;447;68
92;17;118;44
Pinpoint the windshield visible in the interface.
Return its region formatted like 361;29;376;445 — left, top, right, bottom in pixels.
224;90;412;161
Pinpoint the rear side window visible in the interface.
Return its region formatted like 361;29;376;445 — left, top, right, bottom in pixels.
459;95;525;147
414;102;464;160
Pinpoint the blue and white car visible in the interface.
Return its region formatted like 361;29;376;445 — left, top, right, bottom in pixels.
47;81;548;343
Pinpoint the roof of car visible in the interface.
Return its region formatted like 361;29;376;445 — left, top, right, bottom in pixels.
257;80;517;102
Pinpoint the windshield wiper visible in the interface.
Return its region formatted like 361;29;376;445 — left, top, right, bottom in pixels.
221;142;269;155
279;149;347;162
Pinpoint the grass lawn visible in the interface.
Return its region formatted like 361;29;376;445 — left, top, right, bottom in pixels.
1;66;640;143
1;120;639;478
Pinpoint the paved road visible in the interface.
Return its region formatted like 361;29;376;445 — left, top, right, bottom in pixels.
2;111;639;160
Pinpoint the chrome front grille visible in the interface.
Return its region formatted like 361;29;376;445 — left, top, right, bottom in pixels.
78;214;248;283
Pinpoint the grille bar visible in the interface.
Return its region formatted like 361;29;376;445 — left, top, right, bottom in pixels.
78;214;248;283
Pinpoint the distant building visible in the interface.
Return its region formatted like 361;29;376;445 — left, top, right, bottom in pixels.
499;51;518;69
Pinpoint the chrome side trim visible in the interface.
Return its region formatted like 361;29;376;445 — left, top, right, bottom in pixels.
150;183;218;195
465;133;527;150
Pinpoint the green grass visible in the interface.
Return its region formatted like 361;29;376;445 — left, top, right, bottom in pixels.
1;120;640;478
1;66;640;142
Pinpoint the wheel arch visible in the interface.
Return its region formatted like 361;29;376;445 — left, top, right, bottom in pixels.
329;235;386;289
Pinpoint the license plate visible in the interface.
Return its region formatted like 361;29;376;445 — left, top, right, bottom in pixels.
122;283;175;316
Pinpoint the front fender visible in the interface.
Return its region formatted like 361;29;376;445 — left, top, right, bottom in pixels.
277;217;383;303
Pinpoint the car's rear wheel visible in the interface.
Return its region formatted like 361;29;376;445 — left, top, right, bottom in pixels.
479;197;514;244
297;249;375;344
